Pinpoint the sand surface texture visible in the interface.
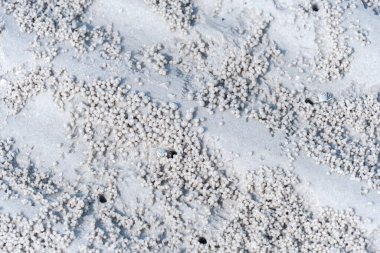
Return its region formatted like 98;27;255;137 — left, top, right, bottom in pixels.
0;0;379;252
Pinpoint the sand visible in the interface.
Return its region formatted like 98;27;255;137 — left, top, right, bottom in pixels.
0;0;379;252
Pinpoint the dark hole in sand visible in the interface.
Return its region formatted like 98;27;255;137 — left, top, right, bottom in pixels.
312;3;319;12
167;150;178;158
98;194;107;203
198;237;207;244
305;98;314;105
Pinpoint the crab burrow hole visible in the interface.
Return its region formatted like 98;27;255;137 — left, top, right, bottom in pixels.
98;194;107;203
305;98;314;105
312;3;319;12
167;150;178;158
198;237;207;245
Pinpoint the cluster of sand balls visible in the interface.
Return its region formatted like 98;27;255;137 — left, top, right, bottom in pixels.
314;1;354;80
183;32;380;192
1;65;370;251
31;38;60;62
53;76;239;206
0;139;85;252
247;82;380;192
143;43;170;76
2;67;54;114
0;138;163;252
163;7;380;192
194;19;280;117
348;17;371;46
0;0;377;252
51;75;374;250
3;0;92;52
296;95;380;190
3;0;122;58
139;147;238;206
244;77;380;191
247;82;302;136
0;68;372;251
214;167;367;252
144;0;197;32
92;25;122;60
0;137;368;252
174;24;290;125
175;33;210;72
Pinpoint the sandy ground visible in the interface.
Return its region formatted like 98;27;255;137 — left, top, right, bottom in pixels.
0;0;379;252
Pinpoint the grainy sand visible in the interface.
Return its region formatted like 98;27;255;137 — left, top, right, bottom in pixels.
0;0;379;252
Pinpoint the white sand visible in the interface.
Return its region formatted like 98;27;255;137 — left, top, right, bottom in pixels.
0;0;379;252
